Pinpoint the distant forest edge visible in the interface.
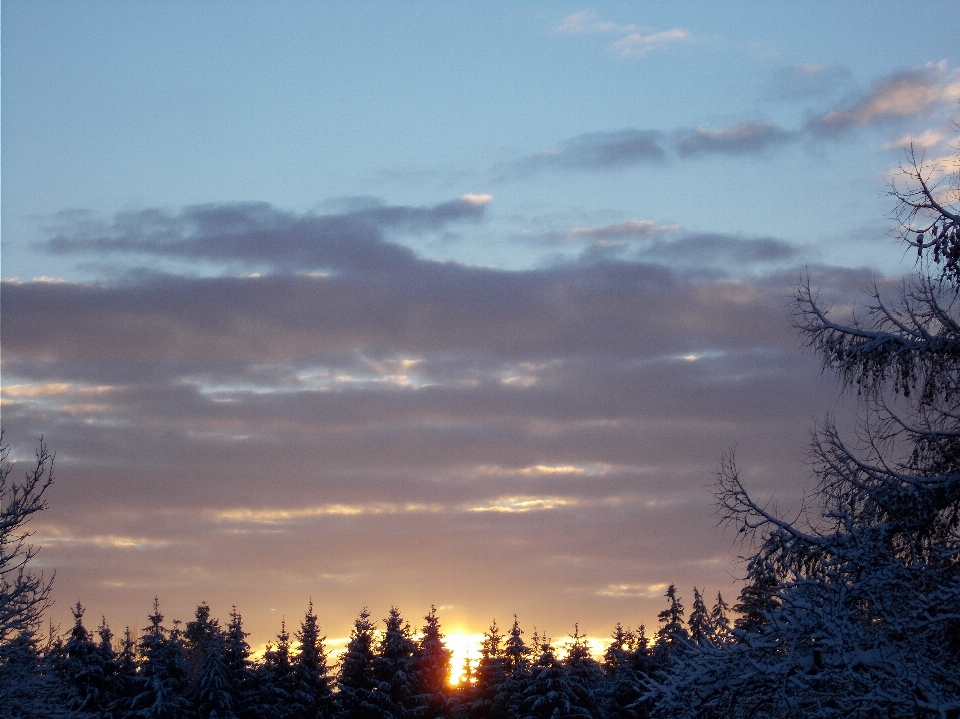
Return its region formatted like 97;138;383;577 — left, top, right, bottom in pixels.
3;143;960;717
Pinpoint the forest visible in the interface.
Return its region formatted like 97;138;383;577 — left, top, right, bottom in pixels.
2;147;959;718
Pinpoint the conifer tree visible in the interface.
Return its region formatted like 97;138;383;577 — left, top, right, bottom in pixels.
191;631;236;719
130;598;190;719
370;606;422;719
256;619;297;719
562;625;603;718
93;616;122;717
0;625;66;718
336;608;379;719
731;558;780;634
184;602;222;674
627;624;650;677
112;626;140;715
415;605;452;718
518;637;591;719
290;600;331;719
56;602;109;714
709;592;730;639
223;606;255;719
653;584;688;665
686;588;712;646
602;624;644;719
469;619;508;719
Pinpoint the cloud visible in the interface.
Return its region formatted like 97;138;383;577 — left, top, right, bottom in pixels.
808;64;960;135
515;130;667;175
553;10;689;58
675;122;797;157
41;196;491;273
610;29;689;58
553;10;632;34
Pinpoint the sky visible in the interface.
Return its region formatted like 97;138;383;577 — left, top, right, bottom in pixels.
3;1;960;670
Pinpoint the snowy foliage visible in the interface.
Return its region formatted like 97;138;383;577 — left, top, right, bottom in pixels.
647;144;960;718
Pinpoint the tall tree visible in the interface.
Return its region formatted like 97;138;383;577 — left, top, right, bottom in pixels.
370;606;422;719
686;588;712;646
602;624;643;719
336;608;378;719
648;141;960;717
468;619;508;719
56;602;108;715
223;606;256;719
518;637;591;719
291;600;332;719
130;598;190;719
415;605;452;718
653;584;688;666
709;592;731;639
255;619;297;719
562;625;603;718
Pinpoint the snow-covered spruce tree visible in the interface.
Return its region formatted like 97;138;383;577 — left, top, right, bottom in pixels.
92;617;124;719
290;600;332;719
562;626;604;718
335;608;379;719
651;584;688;668
190;630;237;719
54;602;112;716
370;606;424;719
496;615;533;719
708;592;730;640
685;588;712;647
601;624;644;719
415;605;453;718
254;619;298;719
466;619;508;719
517;637;591;719
222;605;254;711
648;145;960;717
129;599;190;719
112;626;140;715
183;602;240;718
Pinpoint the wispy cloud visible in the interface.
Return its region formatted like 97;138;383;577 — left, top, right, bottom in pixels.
610;29;690;58
553;9;634;34
809;63;960;135
554;10;689;58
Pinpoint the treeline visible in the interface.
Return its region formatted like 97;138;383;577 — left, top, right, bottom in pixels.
4;585;738;719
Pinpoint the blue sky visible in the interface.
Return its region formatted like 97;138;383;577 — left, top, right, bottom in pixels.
3;1;959;656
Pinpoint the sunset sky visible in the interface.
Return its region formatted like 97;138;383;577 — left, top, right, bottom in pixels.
3;1;959;666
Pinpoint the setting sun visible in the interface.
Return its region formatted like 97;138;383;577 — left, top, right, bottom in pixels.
442;632;485;685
